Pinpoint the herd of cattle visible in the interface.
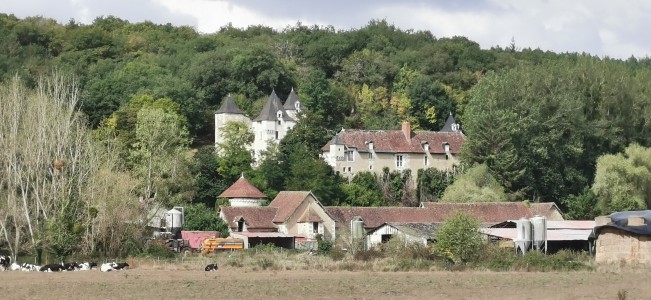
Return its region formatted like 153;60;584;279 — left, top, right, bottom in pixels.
1;255;219;272
0;255;129;272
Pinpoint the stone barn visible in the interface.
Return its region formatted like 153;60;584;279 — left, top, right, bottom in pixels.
593;210;651;264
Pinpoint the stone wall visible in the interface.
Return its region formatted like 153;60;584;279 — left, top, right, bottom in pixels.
596;227;651;264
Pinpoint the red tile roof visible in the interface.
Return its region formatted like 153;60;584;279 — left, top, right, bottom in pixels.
421;202;534;223
326;202;540;229
529;202;562;218
218;176;266;199
321;129;466;154
325;207;441;229
220;206;278;230
268;191;311;223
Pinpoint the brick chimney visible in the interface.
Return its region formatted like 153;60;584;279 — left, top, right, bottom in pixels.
402;121;411;140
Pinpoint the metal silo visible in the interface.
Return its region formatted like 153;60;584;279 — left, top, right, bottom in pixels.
531;215;547;253
515;217;532;254
165;208;184;238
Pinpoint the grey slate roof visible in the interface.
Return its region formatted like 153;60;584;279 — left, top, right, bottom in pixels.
216;94;245;115
283;88;300;111
440;113;459;132
253;90;294;122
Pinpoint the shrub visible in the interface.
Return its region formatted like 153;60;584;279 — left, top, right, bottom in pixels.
137;241;176;259
255;256;275;270
353;249;384;261
434;212;483;264
318;239;333;254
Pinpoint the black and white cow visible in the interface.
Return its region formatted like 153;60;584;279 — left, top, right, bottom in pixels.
204;263;218;271
78;262;97;270
10;263;21;271
20;263;40;272
40;263;64;272
112;262;129;270
0;255;11;271
61;262;80;271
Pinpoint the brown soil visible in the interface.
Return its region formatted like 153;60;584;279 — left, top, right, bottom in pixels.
0;266;646;300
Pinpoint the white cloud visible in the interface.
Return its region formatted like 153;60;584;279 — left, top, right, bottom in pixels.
2;0;650;59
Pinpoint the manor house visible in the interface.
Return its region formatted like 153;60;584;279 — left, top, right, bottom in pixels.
215;89;301;161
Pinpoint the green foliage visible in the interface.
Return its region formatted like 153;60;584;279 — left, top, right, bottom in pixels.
592;143;651;214
481;246;592;272
561;188;599;220
216;121;254;182
190;146;228;208
417;168;456;202
464;58;651;203
182;203;229;238
434;212;483;264
441;164;507;203
340;172;385;206
317;239;333;254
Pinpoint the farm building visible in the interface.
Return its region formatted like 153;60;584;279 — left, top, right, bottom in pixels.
480;220;595;253
219;190;336;249
366;222;439;249
419;201;564;221
593;210;651;264
325;202;560;248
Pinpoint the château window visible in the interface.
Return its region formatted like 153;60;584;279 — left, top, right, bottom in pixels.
425;155;428;166
313;222;319;233
275;131;279;140
368;152;373;159
344;149;354;161
396;155;404;168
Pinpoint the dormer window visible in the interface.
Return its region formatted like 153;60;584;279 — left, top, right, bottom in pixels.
422;141;429;152
295;101;301;111
443;142;451;160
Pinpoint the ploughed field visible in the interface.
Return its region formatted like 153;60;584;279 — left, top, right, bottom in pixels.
0;265;648;300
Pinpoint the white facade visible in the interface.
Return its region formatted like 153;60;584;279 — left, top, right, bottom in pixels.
215;90;300;162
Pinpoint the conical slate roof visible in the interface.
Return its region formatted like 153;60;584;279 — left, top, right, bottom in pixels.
283;88;300;111
440;112;459;132
218;176;266;199
253;90;294;122
216;94;244;115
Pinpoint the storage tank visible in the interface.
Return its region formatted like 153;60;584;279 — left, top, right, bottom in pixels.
351;218;365;240
515;217;532;254
165;208;184;238
531;215;547;252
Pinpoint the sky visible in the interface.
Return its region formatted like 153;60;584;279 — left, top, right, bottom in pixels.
2;0;650;60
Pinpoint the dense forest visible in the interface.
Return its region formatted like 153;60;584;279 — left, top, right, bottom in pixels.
1;14;651;259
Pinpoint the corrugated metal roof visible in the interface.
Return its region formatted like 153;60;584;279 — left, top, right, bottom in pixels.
480;228;592;241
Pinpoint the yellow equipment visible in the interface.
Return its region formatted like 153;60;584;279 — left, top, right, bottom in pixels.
201;238;244;254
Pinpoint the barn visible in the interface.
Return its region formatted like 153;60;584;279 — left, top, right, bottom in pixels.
366;222;440;249
593;210;651;264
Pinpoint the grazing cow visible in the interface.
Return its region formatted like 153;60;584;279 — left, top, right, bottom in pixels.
204;263;218;271
10;263;21;271
40;264;63;272
112;262;129;270
21;263;40;272
0;255;10;271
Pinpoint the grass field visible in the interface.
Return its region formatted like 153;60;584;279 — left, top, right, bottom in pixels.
0;259;647;300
